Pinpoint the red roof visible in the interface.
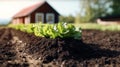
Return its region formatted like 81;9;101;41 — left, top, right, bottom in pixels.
13;1;45;18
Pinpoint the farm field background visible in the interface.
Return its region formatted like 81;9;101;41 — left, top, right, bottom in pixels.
7;23;120;31
0;22;120;32
74;23;120;31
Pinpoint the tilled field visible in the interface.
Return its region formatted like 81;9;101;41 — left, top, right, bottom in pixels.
0;28;120;67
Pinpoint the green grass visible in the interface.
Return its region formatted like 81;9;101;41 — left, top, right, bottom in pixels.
74;23;120;31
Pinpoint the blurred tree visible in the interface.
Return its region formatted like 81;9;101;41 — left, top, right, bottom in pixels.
75;13;81;23
110;0;120;15
59;16;66;22
78;0;112;22
59;15;75;23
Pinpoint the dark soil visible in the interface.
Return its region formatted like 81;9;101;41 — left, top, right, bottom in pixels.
0;28;120;67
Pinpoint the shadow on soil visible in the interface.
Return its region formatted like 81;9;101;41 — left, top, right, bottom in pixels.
81;43;120;60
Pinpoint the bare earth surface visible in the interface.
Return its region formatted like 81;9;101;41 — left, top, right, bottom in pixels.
0;28;120;67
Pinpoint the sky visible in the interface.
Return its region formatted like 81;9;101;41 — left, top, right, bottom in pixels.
0;0;80;24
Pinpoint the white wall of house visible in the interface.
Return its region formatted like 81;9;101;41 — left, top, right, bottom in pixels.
12;18;19;24
25;16;30;24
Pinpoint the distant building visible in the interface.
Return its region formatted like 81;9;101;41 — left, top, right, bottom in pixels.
12;1;60;24
97;15;120;25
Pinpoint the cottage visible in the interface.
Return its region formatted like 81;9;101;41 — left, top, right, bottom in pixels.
12;1;60;24
97;15;120;25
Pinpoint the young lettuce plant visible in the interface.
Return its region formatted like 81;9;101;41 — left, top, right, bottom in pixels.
56;22;82;40
10;22;82;40
33;24;44;37
24;24;34;33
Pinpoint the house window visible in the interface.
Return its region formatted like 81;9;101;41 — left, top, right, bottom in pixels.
35;13;44;23
46;13;54;23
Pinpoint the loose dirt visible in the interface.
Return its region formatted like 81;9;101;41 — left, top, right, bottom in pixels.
0;28;120;67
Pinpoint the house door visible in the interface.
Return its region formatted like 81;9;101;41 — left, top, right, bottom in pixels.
46;13;54;24
35;13;44;23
